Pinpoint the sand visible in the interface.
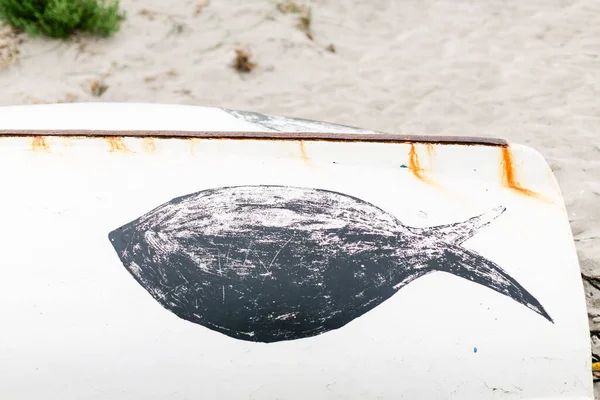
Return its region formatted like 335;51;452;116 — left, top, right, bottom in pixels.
0;0;599;393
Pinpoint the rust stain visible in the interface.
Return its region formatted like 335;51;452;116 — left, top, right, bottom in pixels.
425;143;435;171
107;137;130;153
299;140;311;164
31;136;49;152
143;137;157;153
408;144;428;182
501;146;546;201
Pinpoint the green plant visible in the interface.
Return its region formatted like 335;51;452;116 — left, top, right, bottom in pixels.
276;1;313;39
297;6;311;33
0;0;124;39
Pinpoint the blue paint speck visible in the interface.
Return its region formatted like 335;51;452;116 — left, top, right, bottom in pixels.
400;164;408;169
473;347;478;353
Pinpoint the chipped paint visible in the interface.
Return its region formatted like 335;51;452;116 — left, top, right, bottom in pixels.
107;137;130;153
31;136;49;152
143;137;157;153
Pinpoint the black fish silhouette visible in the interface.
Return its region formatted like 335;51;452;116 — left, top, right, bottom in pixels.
108;185;552;343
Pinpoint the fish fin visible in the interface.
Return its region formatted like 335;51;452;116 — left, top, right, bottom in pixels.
421;206;506;245
436;244;553;323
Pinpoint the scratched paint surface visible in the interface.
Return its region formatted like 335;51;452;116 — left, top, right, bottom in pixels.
109;185;551;343
0;135;590;400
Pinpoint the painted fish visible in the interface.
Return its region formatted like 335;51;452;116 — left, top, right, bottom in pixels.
108;185;552;343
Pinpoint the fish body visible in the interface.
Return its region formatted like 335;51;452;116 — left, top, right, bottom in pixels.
109;186;552;343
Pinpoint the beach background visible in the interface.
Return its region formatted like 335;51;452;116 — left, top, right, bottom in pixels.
0;0;599;394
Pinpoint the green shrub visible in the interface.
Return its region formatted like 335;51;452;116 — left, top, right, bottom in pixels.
0;0;124;39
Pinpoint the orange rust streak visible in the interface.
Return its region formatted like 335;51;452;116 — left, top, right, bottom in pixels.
299;140;311;164
425;143;435;170
32;136;49;152
107;137;130;153
408;144;426;181
501;146;541;198
143;137;157;153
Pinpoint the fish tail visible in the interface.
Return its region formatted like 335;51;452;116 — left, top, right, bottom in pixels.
421;206;506;245
437;244;553;323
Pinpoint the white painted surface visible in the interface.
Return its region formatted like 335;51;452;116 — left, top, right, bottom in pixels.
0;133;591;399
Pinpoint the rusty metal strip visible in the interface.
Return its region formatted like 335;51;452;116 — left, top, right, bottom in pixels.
0;130;507;146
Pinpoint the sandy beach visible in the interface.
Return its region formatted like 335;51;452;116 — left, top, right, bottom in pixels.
0;0;599;394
